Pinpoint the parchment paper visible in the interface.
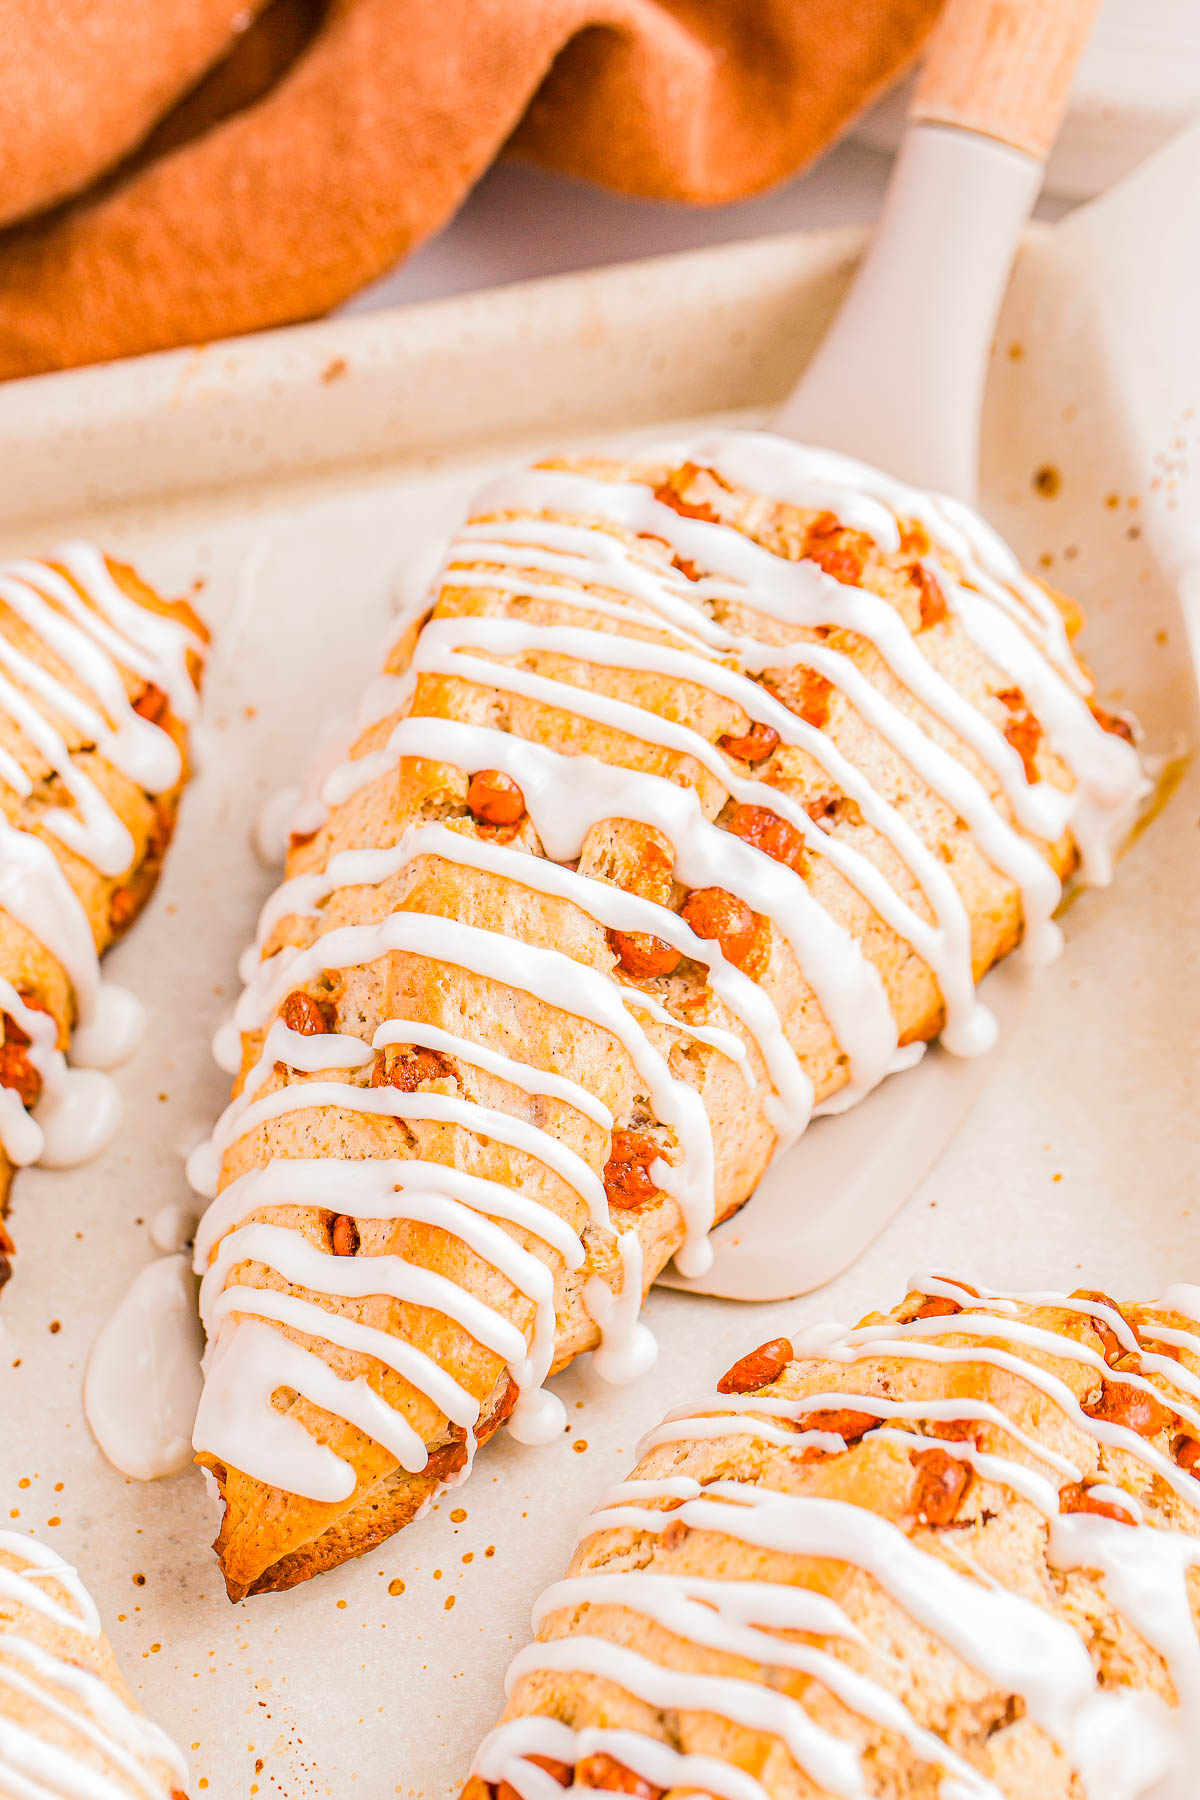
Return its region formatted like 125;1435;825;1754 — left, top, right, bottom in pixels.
2;126;1199;1800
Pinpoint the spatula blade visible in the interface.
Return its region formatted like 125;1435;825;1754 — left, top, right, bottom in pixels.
656;956;1032;1301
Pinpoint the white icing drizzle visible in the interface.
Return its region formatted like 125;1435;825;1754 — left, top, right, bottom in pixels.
407;609;1022;1047
682;435;1080;685
407;618;976;1069
521;1572;1005;1799
189;884;714;1478
467;458;1135;851
475;1718;772;1800
0;980;122;1171
228;910;713;1251
0;1530;188;1798
483;1280;1200;1800
693;433;1148;881
252;786;302;867
253;815;805;1131
0;549;203;1175
583;1230;657;1386
193;436;1144;1516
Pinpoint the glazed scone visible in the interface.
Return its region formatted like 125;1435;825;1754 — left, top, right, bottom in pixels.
0;1530;189;1797
0;547;206;1289
465;1277;1200;1800
189;431;1146;1598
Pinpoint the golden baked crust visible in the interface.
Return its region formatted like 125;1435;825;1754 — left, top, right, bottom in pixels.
464;1279;1200;1800
0;550;206;1288
191;434;1144;1598
0;1529;189;1796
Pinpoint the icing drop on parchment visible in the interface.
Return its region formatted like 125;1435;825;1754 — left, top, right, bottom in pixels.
36;1070;124;1170
70;983;147;1071
83;1253;205;1482
507;1386;569;1448
149;1201;198;1255
252;786;302;867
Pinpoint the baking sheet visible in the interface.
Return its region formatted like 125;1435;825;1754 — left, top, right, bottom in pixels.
2;134;1200;1800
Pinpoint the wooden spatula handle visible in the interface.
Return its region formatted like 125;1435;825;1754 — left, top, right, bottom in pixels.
912;0;1102;162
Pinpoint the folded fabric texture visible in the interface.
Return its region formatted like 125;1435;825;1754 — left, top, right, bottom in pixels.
0;551;207;1290
0;1529;189;1796
463;1276;1200;1799
187;429;1145;1600
0;0;940;380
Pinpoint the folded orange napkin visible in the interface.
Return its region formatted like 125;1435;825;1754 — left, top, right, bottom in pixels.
0;0;938;380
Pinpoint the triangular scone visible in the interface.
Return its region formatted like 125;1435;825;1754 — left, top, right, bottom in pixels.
0;1530;189;1796
190;432;1145;1598
0;548;207;1288
465;1278;1200;1800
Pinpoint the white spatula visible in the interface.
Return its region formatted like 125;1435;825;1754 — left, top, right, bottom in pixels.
660;0;1100;1302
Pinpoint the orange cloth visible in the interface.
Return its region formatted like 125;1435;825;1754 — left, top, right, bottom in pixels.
0;0;939;379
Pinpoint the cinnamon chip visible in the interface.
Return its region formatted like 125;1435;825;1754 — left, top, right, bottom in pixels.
774;668;834;730
718;719;779;763
606;928;682;980
0;1037;42;1109
131;682;170;725
1003;708;1043;783
467;769;525;827
803;516;863;586
912;1295;963;1320
1071;1288;1140;1367
370;1046;452;1090
574;1754;664;1797
602;1131;660;1209
803;1407;877;1443
330;1214;360;1256
281;990;333;1035
1083;1379;1175;1440
911;1446;971;1526
671;554;703;582
717;1337;794;1394
1088;700;1137;743
910;562;949;629
1059;1482;1136;1524
681;886;769;976
728;803;803;867
651;463;729;524
1;1011;30;1049
1174;1436;1200;1474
